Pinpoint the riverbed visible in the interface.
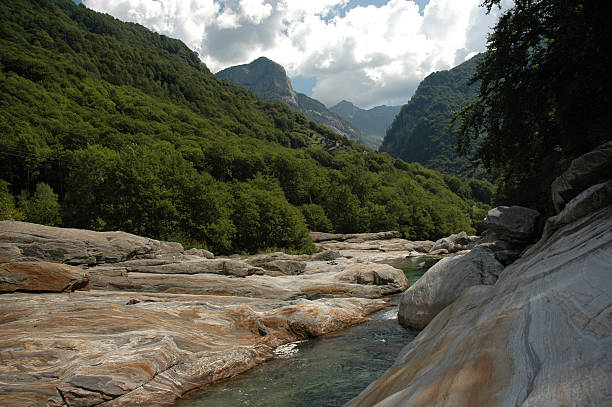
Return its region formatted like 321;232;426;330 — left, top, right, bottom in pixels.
176;258;427;407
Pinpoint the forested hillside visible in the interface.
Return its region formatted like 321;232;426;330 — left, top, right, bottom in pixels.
0;0;492;254
380;55;481;176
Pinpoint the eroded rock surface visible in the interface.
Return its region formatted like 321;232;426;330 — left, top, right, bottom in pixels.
0;291;387;406
0;221;183;265
347;203;612;407
398;246;503;329
0;221;431;406
0;261;90;293
551;140;612;212
429;231;476;254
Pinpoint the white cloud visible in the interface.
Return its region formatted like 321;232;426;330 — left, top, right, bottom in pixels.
83;0;503;108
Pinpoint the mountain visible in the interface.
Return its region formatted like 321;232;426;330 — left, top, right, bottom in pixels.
380;54;482;176
0;0;493;254
330;101;401;150
216;57;371;147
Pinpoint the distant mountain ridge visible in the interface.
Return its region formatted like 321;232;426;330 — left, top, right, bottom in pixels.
380;54;483;176
330;101;401;150
216;57;372;148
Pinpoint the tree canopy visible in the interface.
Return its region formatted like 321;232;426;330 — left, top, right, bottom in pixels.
455;0;610;214
0;0;493;253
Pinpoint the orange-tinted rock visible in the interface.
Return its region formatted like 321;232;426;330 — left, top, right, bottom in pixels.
0;291;388;406
0;261;89;293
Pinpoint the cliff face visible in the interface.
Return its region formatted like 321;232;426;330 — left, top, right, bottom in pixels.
330;101;401;150
379;55;481;176
347;143;612;406
216;57;299;106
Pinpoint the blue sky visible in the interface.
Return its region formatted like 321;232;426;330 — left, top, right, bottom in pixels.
82;0;503;108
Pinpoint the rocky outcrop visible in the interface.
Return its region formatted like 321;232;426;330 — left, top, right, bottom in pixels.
428;231;476;254
0;261;90;293
551;140;612;212
0;221;184;265
0;221;426;406
483;205;541;242
338;263;409;288
543;179;612;240
347;143;612;407
0;291;387;407
347;203;612;407
398;246;504;329
398;206;538;329
310;231;403;243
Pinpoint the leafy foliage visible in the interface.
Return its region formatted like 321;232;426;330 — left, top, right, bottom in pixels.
0;0;492;253
0;180;24;221
18;182;62;226
381;55;482;177
455;0;611;214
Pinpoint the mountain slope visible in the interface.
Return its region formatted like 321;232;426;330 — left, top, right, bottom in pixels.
0;0;492;253
380;54;482;176
330;101;401;150
216;57;370;147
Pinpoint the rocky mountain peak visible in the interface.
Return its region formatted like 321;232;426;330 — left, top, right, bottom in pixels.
216;56;298;106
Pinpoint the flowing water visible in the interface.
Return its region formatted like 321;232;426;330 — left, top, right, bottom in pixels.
176;257;429;407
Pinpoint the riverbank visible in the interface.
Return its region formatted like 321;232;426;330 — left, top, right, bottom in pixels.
0;223;433;406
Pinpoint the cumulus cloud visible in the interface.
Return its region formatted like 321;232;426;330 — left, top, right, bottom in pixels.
82;0;504;108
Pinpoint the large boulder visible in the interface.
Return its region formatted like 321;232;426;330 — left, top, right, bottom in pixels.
483;205;541;242
0;261;90;293
245;252;307;275
543;179;612;240
551;140;612;212
0;221;183;266
347;203;612;407
429;231;475;254
337;263;409;289
398;246;504;329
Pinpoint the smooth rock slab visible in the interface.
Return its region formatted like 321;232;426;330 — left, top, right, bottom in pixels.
0;261;90;293
347;204;612;407
0;291;388;407
0;221;183;265
398;245;504;329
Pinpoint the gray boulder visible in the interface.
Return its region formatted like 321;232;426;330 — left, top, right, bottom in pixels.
185;248;214;259
551;140;612;212
245;252;307;275
484;205;541;242
0;221;184;266
543;179;612;241
429;231;475;254
398;245;504;329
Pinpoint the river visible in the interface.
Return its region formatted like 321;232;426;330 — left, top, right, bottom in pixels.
175;257;428;407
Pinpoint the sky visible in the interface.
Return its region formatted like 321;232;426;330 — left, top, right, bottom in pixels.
81;0;506;109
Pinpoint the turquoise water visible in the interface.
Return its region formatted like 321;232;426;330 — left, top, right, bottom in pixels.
176;259;429;407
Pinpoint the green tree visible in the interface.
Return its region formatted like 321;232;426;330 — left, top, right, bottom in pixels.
455;0;610;214
299;203;333;232
0;180;24;221
18;182;61;225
